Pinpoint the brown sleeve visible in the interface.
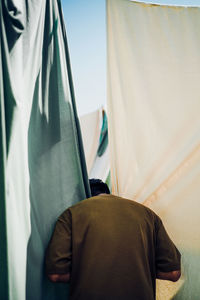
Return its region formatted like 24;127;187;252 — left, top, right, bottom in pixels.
155;217;181;272
45;209;72;274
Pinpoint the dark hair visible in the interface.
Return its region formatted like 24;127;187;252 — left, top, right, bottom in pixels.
89;179;110;197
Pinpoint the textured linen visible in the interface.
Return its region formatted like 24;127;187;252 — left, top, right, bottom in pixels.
107;1;200;298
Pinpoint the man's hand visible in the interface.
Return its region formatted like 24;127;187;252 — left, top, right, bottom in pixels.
48;273;70;283
156;270;181;282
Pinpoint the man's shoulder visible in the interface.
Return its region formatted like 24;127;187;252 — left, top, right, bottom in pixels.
59;194;160;228
117;195;159;219
68;194;158;217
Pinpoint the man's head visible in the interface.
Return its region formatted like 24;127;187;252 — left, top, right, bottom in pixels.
89;179;110;197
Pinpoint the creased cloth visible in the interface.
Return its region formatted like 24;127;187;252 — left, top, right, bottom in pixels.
107;1;200;299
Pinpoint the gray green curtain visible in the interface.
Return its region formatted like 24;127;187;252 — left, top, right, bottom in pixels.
0;1;90;299
97;110;108;157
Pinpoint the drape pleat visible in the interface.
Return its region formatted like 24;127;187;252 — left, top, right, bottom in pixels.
0;1;90;299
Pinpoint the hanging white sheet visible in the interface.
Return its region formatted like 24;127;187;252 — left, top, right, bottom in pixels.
107;1;200;299
80;109;101;172
80;108;110;181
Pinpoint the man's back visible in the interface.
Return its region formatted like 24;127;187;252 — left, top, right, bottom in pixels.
46;194;180;300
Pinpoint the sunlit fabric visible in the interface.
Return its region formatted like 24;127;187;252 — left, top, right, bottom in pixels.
80;109;101;173
80;108;110;181
0;0;90;299
107;0;200;299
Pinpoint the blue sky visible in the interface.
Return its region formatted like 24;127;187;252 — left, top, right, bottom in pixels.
61;0;200;115
61;0;106;115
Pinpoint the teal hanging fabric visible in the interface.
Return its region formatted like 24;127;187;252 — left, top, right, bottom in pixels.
97;110;108;157
0;1;90;299
0;3;9;298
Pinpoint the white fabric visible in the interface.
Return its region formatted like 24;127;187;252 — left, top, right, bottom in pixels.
80;109;101;172
107;1;200;299
90;146;110;182
80;108;110;181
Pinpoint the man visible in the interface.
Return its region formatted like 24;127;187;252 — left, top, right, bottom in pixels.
45;179;181;300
